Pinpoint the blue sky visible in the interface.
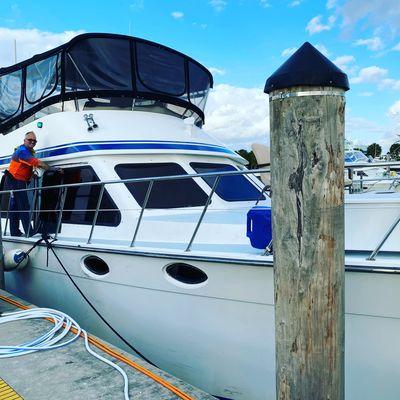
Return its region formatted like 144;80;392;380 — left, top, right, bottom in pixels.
0;0;400;150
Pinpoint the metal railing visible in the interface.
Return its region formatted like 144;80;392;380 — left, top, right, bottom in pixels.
1;163;399;260
0;168;269;251
345;161;400;193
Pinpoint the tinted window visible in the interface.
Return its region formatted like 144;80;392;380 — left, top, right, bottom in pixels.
136;42;186;96
190;163;265;202
66;38;132;91
42;166;120;226
115;163;208;209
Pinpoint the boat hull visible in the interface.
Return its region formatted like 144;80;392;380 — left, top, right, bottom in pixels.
4;241;400;400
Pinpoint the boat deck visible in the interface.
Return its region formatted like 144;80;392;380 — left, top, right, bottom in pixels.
0;290;215;400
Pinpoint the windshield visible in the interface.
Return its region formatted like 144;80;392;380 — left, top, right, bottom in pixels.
345;151;369;163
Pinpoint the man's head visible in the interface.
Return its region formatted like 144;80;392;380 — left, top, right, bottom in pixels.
24;131;37;150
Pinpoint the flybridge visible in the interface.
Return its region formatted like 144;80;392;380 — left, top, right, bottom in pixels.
0;33;213;132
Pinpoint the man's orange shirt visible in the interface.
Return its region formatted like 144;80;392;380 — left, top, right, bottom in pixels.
8;145;40;182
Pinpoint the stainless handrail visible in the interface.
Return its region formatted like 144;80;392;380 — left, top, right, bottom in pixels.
345;161;400;169
0;167;269;196
367;213;400;261
3;194;12;236
26;188;38;238
55;188;68;240
0;167;266;247
130;180;154;247
87;184;105;244
186;176;220;252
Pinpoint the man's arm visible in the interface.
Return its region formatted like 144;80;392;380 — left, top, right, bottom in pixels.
18;147;49;170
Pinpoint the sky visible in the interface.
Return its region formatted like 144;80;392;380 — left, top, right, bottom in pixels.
0;0;400;151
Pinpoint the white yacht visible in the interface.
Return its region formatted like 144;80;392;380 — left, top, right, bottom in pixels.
1;34;400;400
344;141;400;191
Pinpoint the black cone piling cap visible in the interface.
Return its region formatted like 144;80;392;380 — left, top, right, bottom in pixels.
264;42;349;94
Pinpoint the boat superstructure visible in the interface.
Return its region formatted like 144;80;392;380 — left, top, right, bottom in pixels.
1;34;400;400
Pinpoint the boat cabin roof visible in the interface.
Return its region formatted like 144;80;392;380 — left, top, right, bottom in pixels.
0;33;213;133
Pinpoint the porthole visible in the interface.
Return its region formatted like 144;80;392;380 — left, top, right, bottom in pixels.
166;263;208;285
82;256;109;276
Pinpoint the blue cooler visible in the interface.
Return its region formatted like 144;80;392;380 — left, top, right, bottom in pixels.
246;206;272;249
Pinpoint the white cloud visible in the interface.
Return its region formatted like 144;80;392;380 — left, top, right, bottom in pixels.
209;0;227;12
204;84;269;149
129;0;144;11
388;100;400;117
353;37;384;51
315;43;330;56
208;67;226;76
326;0;336;9
289;1;301;7
281;47;297;57
193;22;208;29
350;66;400;90
260;0;270;8
359;91;373;97
346;115;393;150
381;78;400;90
334;55;355;66
340;0;400;36
0;28;84;67
333;55;356;74
392;42;400;51
306;15;334;35
171;11;184;19
333;55;356;70
350;66;388;84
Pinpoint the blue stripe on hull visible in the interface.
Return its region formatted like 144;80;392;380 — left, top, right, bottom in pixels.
0;141;237;165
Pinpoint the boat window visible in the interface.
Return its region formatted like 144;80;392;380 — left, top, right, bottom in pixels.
136;42;186;96
190;163;265;202
165;263;208;285
345;151;369;163
66;37;132;91
115;163;208;209
345;152;356;163
41;166;121;227
25;54;61;109
0;70;22;121
188;62;211;110
354;151;369;162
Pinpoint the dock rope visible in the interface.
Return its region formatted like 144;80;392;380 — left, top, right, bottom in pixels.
0;307;129;400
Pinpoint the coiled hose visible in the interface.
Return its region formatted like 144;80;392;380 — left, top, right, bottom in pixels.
0;307;129;399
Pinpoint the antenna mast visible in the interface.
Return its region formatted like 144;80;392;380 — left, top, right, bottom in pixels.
14;38;17;63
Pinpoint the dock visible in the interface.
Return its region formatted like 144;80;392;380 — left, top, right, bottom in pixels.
0;290;215;400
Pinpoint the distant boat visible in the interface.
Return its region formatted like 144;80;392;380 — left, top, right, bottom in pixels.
344;146;400;192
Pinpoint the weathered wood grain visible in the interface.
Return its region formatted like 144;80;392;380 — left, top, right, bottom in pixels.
270;86;345;400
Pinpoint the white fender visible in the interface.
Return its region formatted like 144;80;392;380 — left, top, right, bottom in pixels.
3;249;29;271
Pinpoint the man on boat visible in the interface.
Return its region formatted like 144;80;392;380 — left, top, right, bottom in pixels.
4;131;49;236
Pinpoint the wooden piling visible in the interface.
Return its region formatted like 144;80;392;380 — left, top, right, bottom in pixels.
265;43;349;399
